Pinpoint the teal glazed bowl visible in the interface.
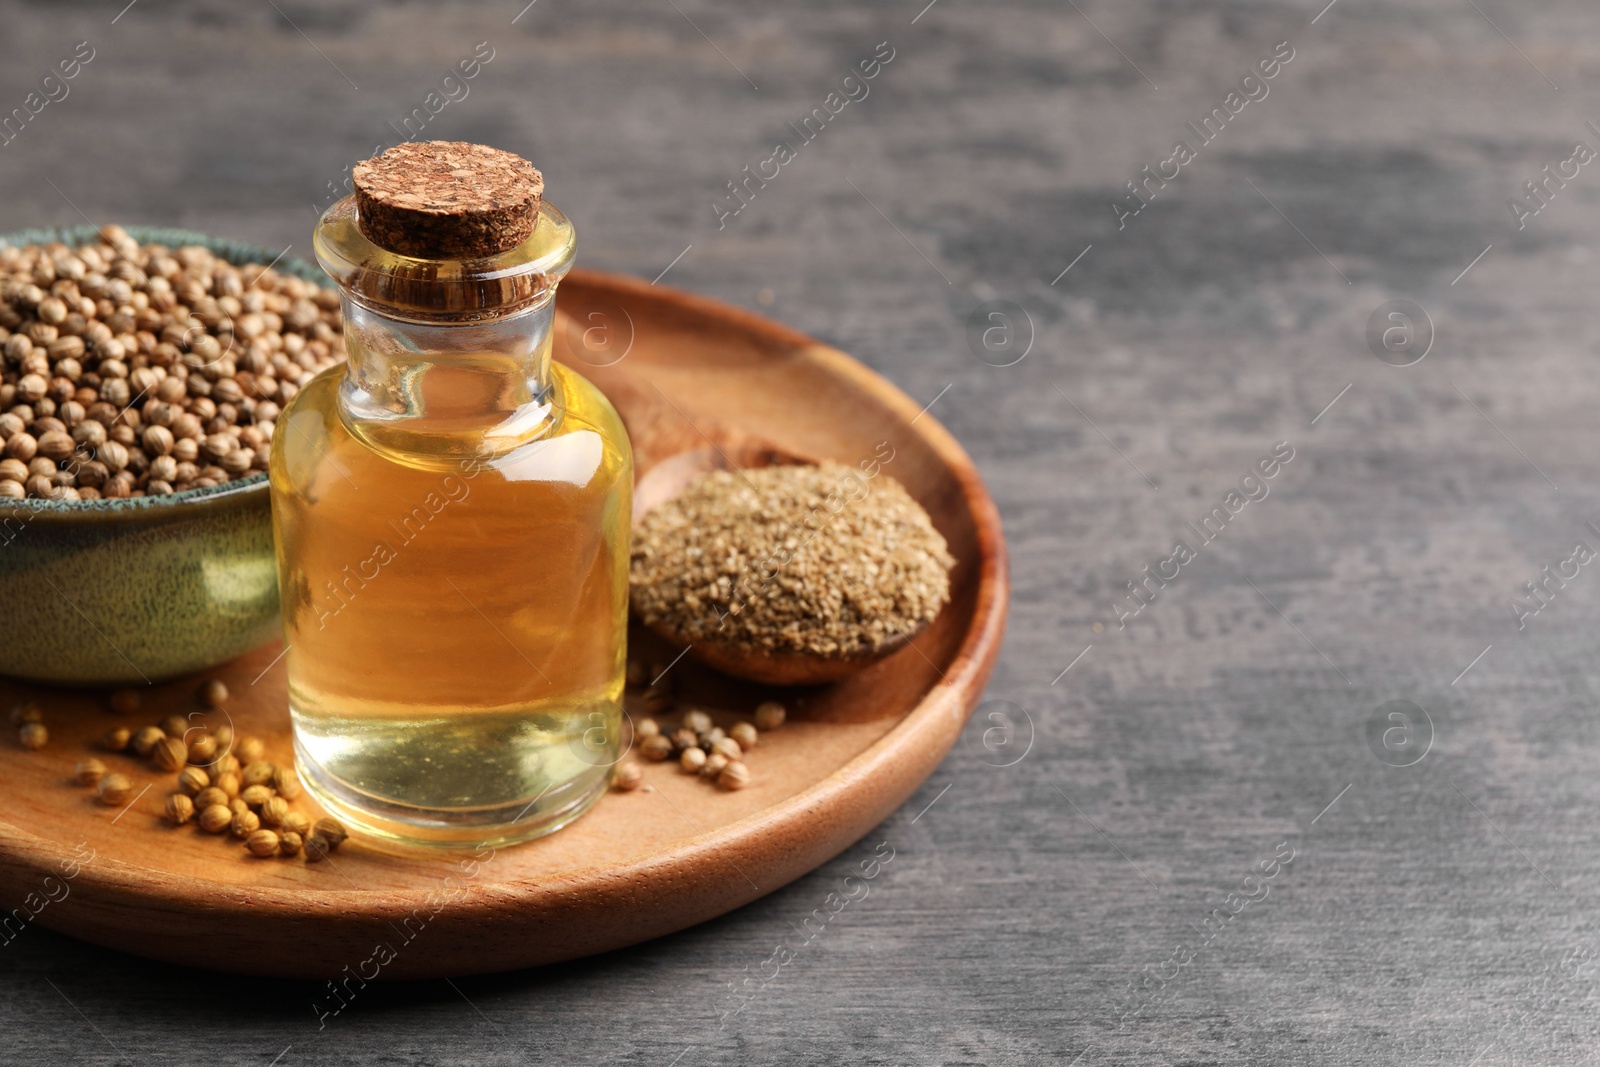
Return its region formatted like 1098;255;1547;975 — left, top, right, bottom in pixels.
0;226;324;684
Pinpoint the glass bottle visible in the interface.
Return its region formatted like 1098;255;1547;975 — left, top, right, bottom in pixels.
269;143;633;849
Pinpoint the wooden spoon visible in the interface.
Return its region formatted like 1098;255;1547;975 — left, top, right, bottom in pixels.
555;318;929;687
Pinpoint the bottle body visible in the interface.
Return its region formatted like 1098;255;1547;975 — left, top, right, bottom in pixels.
271;196;632;848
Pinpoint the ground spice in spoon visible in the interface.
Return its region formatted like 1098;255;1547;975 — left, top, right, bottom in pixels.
629;462;953;658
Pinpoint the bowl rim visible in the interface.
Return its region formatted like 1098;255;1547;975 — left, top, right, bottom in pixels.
0;224;329;524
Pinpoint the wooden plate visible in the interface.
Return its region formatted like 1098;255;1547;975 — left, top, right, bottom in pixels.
0;268;1008;979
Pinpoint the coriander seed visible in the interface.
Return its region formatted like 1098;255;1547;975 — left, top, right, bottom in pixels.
215;771;241;798
101;727;132;752
304;835;331;863
74;758;108;786
241;760;275;787
159;714;188;739
176;766;210;796
165;793;196;825
199;678;228;708
198;804;232;833
131;725;164;756
636;717;661;739
151;735;188;772
240;784;274;810
718;760;752;790
194;786;228;811
730;722;759;751
710;736;743;762
669;727;698;755
211;753;241;778
279;830;304;857
313;817;348;849
680;746;707;773
187;733;217;764
259;795;289;827
18;722;47;749
231;809;260;837
640;734;673;762
281;810;312;837
97;773;134;806
236;737;265;763
754;701;786;732
229;798;250;817
614;761;643;791
682;709;713;736
700;752;729;780
245;829;280;857
272;765;302;800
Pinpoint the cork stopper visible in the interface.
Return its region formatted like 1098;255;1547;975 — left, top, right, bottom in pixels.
352;142;544;260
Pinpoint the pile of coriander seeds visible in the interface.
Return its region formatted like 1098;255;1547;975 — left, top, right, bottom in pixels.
0;226;344;501
612;656;785;793
44;677;347;863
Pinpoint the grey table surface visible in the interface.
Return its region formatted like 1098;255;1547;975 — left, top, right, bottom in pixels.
3;0;1600;1063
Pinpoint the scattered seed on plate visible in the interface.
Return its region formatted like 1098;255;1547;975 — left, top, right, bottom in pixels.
130;725;164;756
241;760;274;787
187;733;217;764
74;757;107;786
313;818;347;849
176;766;209;796
718;761;752;791
150;735;188;772
193;786;228;811
198;804;232;833
165;793;195;825
680;746;707;773
272;765;301;799
101;727;132;752
259;796;289;827
97;773;133;806
614;761;643;791
754;701;786;732
199;679;228;708
245;829;279;857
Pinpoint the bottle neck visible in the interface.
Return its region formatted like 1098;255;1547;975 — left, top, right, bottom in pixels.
312;195;577;460
336;295;560;459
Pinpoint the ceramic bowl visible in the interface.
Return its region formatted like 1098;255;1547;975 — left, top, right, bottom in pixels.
0;226;323;684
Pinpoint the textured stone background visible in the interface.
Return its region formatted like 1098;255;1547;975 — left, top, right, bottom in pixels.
3;0;1600;1063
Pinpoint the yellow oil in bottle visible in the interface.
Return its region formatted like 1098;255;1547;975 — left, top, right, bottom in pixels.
271;361;630;847
270;151;632;849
